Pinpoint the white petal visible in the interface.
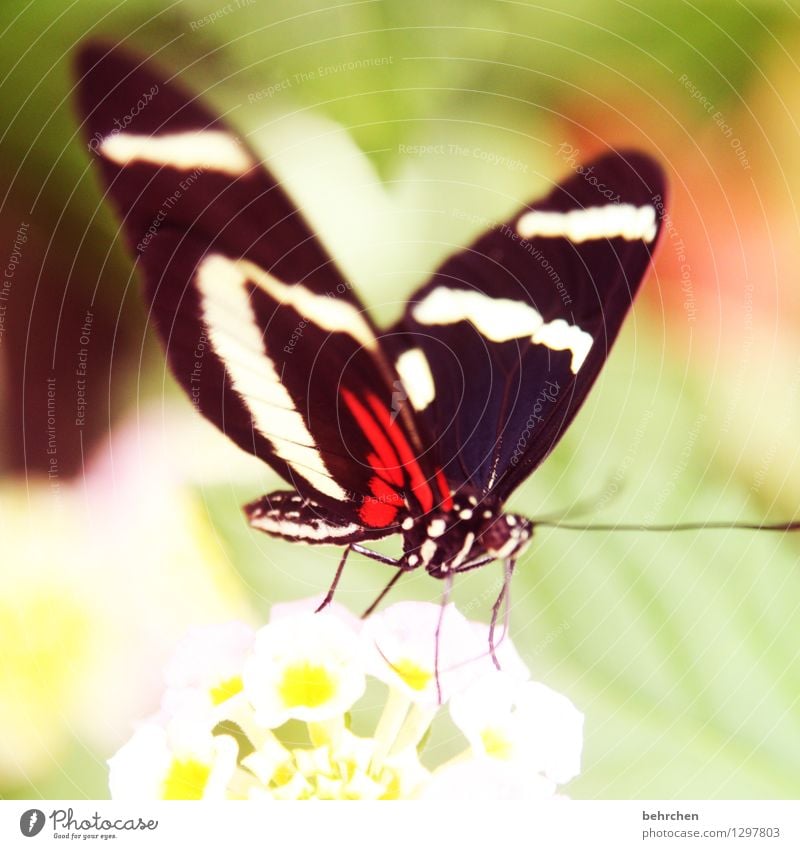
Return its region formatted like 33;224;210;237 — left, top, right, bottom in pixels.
108;725;173;800
269;595;362;633
361;602;484;705
244;612;365;726
164;621;255;692
449;671;518;743
449;673;584;785
516;682;584;784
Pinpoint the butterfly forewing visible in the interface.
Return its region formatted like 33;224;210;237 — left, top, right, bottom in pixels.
394;150;666;499
77;44;448;530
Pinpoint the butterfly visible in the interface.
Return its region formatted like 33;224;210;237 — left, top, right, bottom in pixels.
75;43;669;621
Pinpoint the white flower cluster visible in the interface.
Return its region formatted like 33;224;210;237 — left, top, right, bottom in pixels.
109;597;583;800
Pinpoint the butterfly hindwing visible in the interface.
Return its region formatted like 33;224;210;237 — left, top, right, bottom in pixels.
77;44;451;531
393;150;666;499
245;491;393;544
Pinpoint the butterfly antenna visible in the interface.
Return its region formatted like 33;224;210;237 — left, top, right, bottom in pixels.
535;519;800;532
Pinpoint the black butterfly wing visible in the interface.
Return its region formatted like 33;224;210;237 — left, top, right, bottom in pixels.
393;150;666;500
76;44;450;533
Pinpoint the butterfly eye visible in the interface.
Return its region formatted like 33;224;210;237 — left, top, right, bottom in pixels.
479;517;512;552
478;515;532;558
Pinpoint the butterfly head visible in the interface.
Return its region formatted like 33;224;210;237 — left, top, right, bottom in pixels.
400;501;533;578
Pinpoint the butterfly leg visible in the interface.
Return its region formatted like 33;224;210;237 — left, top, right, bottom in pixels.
351;543;401;567
361;569;405;618
488;557;517;669
453;554;495;574
312;537;405;615
434;573;454;705
356;545;424;617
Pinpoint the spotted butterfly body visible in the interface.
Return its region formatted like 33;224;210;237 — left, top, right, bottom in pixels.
76;44;666;588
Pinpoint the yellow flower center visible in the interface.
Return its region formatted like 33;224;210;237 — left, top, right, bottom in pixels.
480;727;513;760
210;675;243;705
260;739;415;800
278;662;337;708
392;658;432;691
162;758;211;800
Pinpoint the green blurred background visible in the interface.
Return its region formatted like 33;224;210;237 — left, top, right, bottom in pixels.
1;0;799;799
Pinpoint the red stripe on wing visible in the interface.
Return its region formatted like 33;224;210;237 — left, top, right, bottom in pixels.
340;387;453;519
435;469;454;511
340;388;404;487
360;476;404;528
365;393;437;514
